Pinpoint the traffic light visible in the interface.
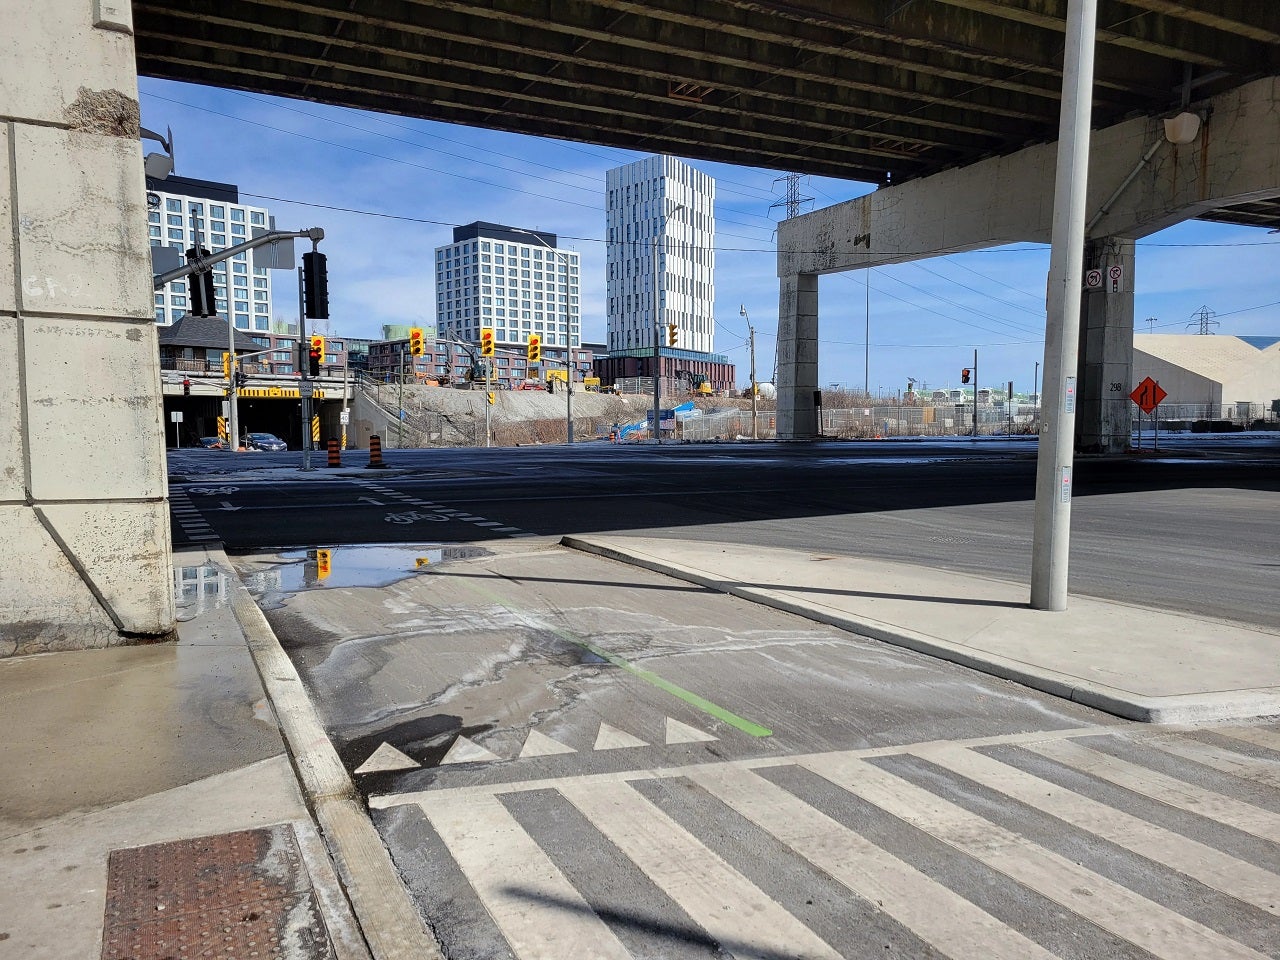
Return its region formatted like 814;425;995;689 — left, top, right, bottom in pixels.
309;335;325;377
315;549;331;580
667;323;678;346
961;368;971;384
527;333;541;364
480;327;495;358
234;366;247;389
182;377;191;396
184;248;216;318
302;251;329;319
409;327;425;356
222;351;231;380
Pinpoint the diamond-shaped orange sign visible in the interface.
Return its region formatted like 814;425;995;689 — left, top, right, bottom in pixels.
1129;377;1167;414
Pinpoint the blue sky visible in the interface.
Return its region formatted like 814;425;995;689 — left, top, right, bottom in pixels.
140;77;1280;396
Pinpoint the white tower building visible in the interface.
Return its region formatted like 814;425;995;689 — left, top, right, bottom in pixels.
434;222;581;362
146;176;274;331
605;156;715;355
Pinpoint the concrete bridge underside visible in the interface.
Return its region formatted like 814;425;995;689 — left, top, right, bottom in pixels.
776;76;1280;449
3;1;1278;649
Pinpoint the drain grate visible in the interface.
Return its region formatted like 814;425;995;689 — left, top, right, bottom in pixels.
100;824;335;960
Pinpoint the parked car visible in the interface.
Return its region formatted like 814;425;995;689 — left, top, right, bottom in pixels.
244;432;287;451
197;436;223;449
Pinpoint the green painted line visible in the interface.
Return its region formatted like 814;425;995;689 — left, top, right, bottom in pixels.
459;579;773;738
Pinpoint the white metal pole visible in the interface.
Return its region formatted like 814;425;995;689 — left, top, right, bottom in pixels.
1031;0;1098;611
652;230;661;443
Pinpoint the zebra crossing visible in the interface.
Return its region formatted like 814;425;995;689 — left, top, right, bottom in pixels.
371;724;1280;959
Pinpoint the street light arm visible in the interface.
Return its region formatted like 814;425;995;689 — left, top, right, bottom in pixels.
152;228;325;288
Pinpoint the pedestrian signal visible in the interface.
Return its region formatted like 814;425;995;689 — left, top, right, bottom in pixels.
961;368;971;384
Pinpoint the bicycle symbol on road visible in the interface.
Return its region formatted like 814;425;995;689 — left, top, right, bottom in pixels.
384;510;448;524
188;486;240;496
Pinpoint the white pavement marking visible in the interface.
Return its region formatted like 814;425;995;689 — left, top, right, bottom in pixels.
1027;738;1280;843
666;718;717;744
557;780;843;960
519;730;577;758
802;753;1269;960
1214;725;1280;754
912;744;1280;917
420;794;632;960
1146;735;1280;790
685;764;1056;960
354;743;421;775
593;722;648;751
441;735;501;765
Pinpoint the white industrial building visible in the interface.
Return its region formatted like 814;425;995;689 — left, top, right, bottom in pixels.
1134;333;1280;420
146;175;274;331
605;155;716;354
434;222;582;362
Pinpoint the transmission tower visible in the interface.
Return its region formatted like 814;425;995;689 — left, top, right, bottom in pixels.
1186;305;1219;335
769;172;814;221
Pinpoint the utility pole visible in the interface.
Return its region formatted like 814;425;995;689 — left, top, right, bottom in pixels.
741;304;758;439
972;349;978;439
297;267;311;470
397;348;406;449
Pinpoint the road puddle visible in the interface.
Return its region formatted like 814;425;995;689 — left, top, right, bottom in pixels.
245;544;493;593
174;563;230;621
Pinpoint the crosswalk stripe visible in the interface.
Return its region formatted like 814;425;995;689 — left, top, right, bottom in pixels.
912;744;1280;917
1145;735;1280;790
1213;725;1280;754
684;764;1056;960
1027;738;1280;843
419;794;631;959
557;780;843;960
802;753;1269;960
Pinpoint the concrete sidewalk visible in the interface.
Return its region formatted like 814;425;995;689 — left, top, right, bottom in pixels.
0;546;403;960
564;535;1280;724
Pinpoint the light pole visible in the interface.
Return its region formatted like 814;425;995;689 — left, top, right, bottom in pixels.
741;304;758;440
653;202;687;443
512;229;575;444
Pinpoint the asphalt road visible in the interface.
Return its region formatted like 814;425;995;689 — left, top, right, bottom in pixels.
171;436;1280;629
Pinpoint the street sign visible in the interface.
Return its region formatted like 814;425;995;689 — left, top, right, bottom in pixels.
1084;268;1102;289
298;380;314;398
339;410;350;425
1109;264;1123;292
1129;376;1167;414
170;411;184;422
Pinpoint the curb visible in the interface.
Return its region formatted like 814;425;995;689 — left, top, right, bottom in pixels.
561;536;1280;725
216;546;445;960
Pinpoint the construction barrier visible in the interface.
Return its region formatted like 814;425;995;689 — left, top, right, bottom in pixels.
326;437;341;468
367;434;386;469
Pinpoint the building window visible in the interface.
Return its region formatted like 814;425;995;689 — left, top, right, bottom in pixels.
166;198;181;212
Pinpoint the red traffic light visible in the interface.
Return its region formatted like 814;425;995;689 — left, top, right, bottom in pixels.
961;368;971;383
182;377;191;396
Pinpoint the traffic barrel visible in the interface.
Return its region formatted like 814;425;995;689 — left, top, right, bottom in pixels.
326;437;341;468
367;434;386;468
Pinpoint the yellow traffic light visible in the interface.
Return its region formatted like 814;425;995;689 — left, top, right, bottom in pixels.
667;323;678;347
316;549;331;579
409;327;425;356
527;333;542;364
480;327;495;358
222;351;231;380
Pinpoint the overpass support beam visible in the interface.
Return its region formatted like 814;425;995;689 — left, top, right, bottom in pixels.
1077;239;1135;453
777;273;819;440
0;1;174;655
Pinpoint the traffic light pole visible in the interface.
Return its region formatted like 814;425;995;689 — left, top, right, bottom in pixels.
298;266;313;471
972;349;978;439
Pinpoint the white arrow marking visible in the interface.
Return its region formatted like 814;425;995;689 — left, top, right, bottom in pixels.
356;496;384;506
441;735;500;765
593;722;648;751
219;501;241;511
354;742;421;775
519;730;577;758
666;718;718;744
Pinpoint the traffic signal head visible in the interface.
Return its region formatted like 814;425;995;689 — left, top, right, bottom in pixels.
183;377;191;396
302;251;329;319
480;327;495;358
527;334;541;364
961;368;971;384
667;323;678;347
222;351;231;380
235;367;247;389
309;335;325;377
409;327;425;356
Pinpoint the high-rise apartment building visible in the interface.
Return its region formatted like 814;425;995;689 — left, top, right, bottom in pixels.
605;156;715;354
146;175;274;331
434;222;582;361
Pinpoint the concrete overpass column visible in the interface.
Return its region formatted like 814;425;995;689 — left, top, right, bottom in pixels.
0;1;174;654
777;272;819;440
1076;239;1134;453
